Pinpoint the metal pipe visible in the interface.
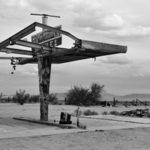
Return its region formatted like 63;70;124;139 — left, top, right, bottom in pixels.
15;40;51;51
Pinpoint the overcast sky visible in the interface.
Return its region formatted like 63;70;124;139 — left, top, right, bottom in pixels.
0;0;150;95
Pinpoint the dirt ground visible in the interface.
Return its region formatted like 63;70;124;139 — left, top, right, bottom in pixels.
1;128;150;150
0;103;150;150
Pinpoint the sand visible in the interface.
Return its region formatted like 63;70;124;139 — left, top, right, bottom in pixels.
1;128;150;150
0;103;150;150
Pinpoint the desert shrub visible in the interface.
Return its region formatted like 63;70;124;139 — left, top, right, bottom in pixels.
120;111;128;116
0;92;3;102
66;86;90;106
13;89;30;105
48;93;58;104
66;83;104;106
102;111;108;115
147;113;150;118
27;93;58;104
83;109;98;116
109;110;120;115
29;95;39;103
89;83;104;104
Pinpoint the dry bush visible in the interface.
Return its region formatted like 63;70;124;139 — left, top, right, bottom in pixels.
83;109;98;116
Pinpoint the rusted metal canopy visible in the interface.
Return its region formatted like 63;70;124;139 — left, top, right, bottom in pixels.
0;22;127;64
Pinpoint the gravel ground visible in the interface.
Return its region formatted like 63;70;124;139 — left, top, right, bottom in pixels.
0;128;150;150
0;103;150;150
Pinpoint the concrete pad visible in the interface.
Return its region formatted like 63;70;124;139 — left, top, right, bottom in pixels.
13;117;76;129
77;116;150;131
1;115;150;139
81;115;150;124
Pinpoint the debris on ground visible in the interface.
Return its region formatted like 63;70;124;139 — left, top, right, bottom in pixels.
110;109;150;118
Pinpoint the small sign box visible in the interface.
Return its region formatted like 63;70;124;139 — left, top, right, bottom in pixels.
31;25;62;48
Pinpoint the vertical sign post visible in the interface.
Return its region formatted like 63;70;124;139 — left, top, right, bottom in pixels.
38;14;51;121
38;54;51;121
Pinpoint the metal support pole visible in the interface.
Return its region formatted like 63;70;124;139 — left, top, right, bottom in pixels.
42;15;48;25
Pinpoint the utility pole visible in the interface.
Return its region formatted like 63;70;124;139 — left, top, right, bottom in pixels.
31;13;60;121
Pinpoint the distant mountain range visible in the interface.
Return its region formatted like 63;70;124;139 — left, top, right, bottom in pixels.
56;92;150;101
55;93;66;101
101;92;150;101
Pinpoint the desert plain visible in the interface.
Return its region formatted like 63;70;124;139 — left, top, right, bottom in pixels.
0;103;150;150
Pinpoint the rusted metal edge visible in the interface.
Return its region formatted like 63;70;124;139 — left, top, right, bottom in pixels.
15;40;51;51
0;22;36;49
1;47;33;55
0;22;80;51
35;22;80;42
81;40;127;53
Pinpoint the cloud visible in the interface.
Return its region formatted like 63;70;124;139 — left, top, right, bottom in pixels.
135;60;150;77
92;56;150;80
24;0;72;12
72;1;125;31
16;64;69;77
99;25;150;40
74;14;125;31
99;56;132;65
1;0;28;8
17;65;38;77
69;0;150;40
0;0;33;22
1;0;149;41
0;0;150;41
